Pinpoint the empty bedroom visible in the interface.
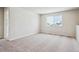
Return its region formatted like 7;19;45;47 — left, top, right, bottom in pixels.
0;7;79;52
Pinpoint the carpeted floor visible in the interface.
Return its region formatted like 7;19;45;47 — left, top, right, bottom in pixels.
0;34;79;52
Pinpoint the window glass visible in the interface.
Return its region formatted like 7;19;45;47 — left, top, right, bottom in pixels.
47;15;63;27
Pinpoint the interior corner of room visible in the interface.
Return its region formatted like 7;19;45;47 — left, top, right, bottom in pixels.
1;7;79;40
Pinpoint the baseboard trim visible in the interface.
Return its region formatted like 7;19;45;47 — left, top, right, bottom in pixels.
41;32;75;38
7;33;38;41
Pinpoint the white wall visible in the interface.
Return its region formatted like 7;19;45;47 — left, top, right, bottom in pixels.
8;7;39;40
0;8;4;38
40;9;79;37
4;7;9;39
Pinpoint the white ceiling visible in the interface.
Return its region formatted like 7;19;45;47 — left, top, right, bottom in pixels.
24;7;78;14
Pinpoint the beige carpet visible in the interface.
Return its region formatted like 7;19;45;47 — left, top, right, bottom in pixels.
0;33;79;52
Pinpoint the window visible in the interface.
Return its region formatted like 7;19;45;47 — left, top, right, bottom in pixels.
47;15;63;27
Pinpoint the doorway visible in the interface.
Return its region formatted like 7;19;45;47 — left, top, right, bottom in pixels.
0;8;4;39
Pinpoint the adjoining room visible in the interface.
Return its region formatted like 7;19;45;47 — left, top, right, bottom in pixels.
0;7;4;39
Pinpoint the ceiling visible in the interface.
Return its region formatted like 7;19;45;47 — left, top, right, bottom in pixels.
24;7;78;14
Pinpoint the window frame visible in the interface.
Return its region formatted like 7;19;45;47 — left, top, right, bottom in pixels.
46;15;63;27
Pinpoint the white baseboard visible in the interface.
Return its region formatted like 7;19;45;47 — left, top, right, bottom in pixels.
7;32;38;41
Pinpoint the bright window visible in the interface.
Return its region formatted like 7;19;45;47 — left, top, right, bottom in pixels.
47;15;63;27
